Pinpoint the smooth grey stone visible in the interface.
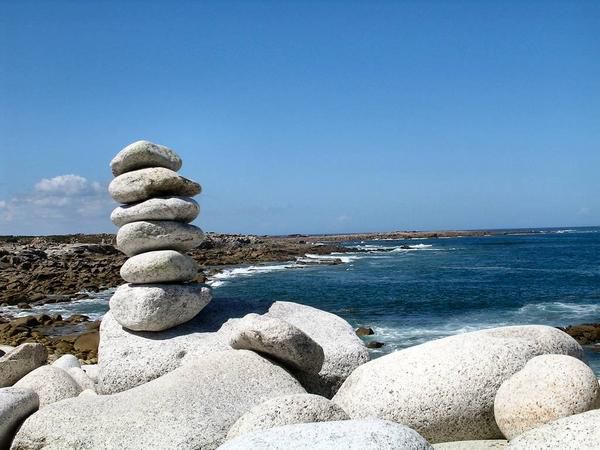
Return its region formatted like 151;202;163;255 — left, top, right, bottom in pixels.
109;283;212;332
0;387;38;448
116;220;204;256
267;301;369;398
67;368;96;392
120;250;198;284
333;326;584;443
494;354;598;440
218;419;433;450
110;140;182;176
14;365;82;407
13;350;305;450
0;343;47;388
52;354;81;371
109;167;201;204
229;313;324;373
507;409;600;449
111;196;199;227
434;441;508;449
226;393;349;440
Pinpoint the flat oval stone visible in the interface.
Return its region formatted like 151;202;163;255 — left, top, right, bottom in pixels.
109;167;201;204
116;221;204;256
110;140;182;176
110;283;212;332
111;197;199;227
120;250;198;284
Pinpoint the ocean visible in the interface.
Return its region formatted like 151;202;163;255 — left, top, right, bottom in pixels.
5;227;600;371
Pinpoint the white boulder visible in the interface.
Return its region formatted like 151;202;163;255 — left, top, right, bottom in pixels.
507;409;600;449
110;140;182;176
494;354;599;440
14;365;82;407
116;220;204;256
0;343;47;387
226;393;348;440
13;350;305;450
52;354;81;371
111;196;199;227
68;367;96;392
266;301;369;397
333;325;583;443
229;313;324;373
0;387;38;448
120;249;198;284
219;419;433;450
110;283;212;331
109;167;201;204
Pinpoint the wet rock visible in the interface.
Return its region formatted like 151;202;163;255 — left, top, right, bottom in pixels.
367;341;385;349
356;326;375;337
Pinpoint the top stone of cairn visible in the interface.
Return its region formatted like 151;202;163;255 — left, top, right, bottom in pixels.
110;140;182;176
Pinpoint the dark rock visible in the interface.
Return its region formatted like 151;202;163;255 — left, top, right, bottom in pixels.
366;341;385;349
355;327;375;337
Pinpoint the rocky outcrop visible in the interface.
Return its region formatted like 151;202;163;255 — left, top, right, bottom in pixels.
226;393;349;440
229;313;324;373
12;350;305;450
266;301;369;397
494;354;598;440
218;419;433;450
333;325;583;443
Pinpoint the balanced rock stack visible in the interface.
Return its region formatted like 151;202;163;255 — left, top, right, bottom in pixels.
107;140;211;332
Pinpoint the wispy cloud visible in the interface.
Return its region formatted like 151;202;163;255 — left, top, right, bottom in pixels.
0;174;113;232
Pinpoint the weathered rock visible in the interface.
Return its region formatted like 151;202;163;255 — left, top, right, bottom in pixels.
219;419;433;450
226;393;349;440
120;250;198;284
68;367;96;392
333;325;583;443
52;354;81;371
116;220;204;256
434;441;508;449
110;140;182;176
507;409;600;449
356;326;375;337
0;343;47;387
494;354;598;440
267;301;369;397
109;283;212;331
229;313;324;373
0;387;39;449
81;364;99;382
111;196;199;227
109;167;201;204
14;365;81;407
13;350;305;450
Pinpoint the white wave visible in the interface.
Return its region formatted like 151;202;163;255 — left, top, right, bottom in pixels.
305;253;360;263
207;263;296;287
517;302;600;318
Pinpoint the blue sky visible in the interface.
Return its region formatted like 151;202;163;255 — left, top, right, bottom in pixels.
1;1;598;235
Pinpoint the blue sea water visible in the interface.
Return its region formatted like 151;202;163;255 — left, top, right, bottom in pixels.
5;227;600;371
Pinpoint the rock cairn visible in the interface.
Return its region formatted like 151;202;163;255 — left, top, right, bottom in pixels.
107;140;211;332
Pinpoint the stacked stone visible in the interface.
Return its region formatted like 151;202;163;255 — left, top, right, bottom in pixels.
107;140;211;332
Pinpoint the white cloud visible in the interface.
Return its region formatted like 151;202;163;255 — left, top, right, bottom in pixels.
0;174;113;231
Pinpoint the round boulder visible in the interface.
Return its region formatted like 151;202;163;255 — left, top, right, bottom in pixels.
109;167;201;204
110;140;182;176
111;196;199;227
116;220;204;256
229;313;324;373
227;393;349;440
494;354;599;440
110;283;212;331
0;343;47;388
120;250;198;284
52;354;81;371
220;419;433;450
333;325;583;443
0;387;39;448
14;365;82;407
